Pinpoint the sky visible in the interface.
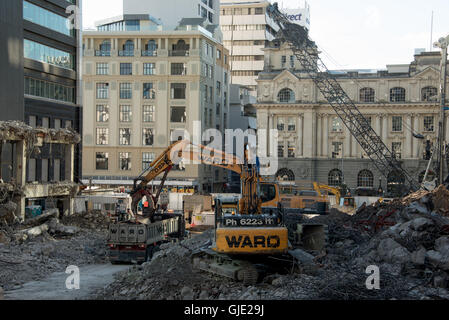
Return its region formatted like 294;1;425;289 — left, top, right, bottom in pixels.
82;0;449;70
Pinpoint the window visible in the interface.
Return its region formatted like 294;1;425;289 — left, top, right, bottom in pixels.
143;105;155;122
277;118;285;131
422;86;438;102
24;77;75;103
119;83;132;99
209;87;213;100
120;40;134;56
24;39;74;70
23;1;73;37
142;128;154;146
392;142;402;159
54;119;61;129
42;117;49;128
278;143;284;158
96;105;109;122
96;63;109;75
120;63;132;75
224;72;228;85
142;152;155;170
204;85;208;102
29;115;37;128
288;143;296;158
119;105;132;122
390;87;406;102
392;116;402;132
290;55;295;68
360;88;375;103
281;56;286;68
143;63;156;75
278;88;295;103
143;40;157;56
255;7;264;15
171;83;186;99
208;66;214;78
96;153;109;170
170;107;186;123
96;83;109;99
216;81;222;96
96;128;109;145
216;103;221;115
119;153;131;171
119;128;131;145
288;118;296;131
358;170;374;187
143;83;155;99
328;169;343;187
332;117;343;132
332;142;342;159
97;40;111;56
171;63;187;75
424;116;434;132
217;49;221;60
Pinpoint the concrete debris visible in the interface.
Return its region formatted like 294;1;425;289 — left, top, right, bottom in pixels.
0;120;80;144
0;210;109;291
89;185;449;300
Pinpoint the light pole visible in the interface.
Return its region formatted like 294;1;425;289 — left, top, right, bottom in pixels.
434;35;449;185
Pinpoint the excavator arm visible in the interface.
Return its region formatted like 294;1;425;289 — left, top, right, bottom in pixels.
131;140;261;218
313;182;341;205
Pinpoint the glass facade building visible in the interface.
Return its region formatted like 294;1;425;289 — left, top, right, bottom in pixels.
24;39;74;70
23;1;74;37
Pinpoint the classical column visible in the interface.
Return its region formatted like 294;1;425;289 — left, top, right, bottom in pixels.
413;114;420;159
89;38;94;50
323;114;329;158
405;115;412;159
190;38;194;50
382;116;389;143
344;126;351;157
376;114;382;136
351;135;358;158
298;114;304;157
269;114;274;157
317;114;322;157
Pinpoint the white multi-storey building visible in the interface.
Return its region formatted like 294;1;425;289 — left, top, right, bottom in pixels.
219;0;310;95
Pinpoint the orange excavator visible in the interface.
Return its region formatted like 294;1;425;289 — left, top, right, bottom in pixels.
120;140;326;284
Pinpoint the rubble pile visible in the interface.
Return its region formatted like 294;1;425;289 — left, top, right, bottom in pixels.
0;121;35;141
0;228;107;291
0;210;110;292
93;185;449;300
62;210;111;231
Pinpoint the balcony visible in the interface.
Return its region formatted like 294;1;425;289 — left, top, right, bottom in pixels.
95;50;111;57
141;50;157;57
118;50;134;57
169;50;189;57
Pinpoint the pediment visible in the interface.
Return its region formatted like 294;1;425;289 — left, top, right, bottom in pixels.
413;66;440;79
273;69;299;84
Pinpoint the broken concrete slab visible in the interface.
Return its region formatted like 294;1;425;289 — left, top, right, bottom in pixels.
289;249;315;264
377;238;411;264
426;251;449;271
410;218;434;231
411;247;427;266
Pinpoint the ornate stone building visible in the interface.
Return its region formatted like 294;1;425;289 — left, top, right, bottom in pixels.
255;41;449;194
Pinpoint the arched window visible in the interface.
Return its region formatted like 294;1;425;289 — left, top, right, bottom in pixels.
278;88;295;103
390;87;406;102
357;170;374;187
146;40;157;51
276;168;295;181
328;169;343;187
418;170;436;183
122;40;134;56
360;88;375;103
421;86;438;102
98;40;111;56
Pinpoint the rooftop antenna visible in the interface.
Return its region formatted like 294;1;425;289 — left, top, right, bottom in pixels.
430;10;434;52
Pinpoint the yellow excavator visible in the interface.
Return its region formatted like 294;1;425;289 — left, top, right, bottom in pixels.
313;182;356;210
128;140;326;284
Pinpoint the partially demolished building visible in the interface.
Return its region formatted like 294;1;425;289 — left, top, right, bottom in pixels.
0;121;81;222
